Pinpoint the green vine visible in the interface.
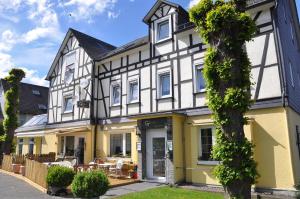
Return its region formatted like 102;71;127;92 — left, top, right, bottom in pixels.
2;68;25;155
190;0;258;198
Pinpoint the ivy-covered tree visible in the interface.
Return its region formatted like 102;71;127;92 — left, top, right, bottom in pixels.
189;0;258;198
2;68;25;155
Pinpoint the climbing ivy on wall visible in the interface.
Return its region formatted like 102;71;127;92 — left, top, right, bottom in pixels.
189;0;258;198
1;69;25;155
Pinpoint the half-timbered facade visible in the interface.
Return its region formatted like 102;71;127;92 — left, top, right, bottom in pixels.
15;0;300;196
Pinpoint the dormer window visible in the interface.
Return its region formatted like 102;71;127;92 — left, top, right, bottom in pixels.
155;16;171;43
32;90;40;95
64;52;76;85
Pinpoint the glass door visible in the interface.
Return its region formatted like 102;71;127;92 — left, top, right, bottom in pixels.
152;137;166;177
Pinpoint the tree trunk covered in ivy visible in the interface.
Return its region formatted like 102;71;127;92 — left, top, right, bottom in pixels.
189;0;258;198
2;69;25;156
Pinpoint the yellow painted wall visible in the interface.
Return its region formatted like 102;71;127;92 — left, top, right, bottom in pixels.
185;107;296;190
16;137;42;155
97;122;138;163
172;115;185;183
41;133;58;155
285;107;300;187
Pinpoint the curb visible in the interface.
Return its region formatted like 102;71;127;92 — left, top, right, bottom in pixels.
0;169;47;193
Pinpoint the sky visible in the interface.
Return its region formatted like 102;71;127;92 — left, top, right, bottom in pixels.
0;0;299;87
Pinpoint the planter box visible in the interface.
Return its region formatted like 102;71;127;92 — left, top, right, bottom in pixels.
12;164;21;174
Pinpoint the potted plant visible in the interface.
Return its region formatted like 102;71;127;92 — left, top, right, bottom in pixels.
46;166;75;196
71;171;109;198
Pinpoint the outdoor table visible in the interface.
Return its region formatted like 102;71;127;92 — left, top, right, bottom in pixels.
98;163;115;174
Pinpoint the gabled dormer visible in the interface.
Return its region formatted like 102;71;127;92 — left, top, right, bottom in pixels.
143;0;189;49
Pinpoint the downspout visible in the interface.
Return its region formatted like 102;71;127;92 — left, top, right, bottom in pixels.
273;0;288;107
91;60;97;159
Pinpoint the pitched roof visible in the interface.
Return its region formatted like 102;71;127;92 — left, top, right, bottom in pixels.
0;79;49;116
143;0;181;24
98;36;149;61
70;28;117;60
46;28;116;80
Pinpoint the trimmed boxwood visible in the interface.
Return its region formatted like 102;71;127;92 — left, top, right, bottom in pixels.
71;171;109;198
46;166;75;188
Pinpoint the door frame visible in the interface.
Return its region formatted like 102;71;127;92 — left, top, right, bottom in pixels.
146;128;167;182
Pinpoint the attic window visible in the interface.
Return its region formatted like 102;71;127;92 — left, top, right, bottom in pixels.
64;52;76;85
156;17;171;42
32;90;40;95
38;104;47;110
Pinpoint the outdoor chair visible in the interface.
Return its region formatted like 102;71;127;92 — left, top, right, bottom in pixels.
109;159;124;178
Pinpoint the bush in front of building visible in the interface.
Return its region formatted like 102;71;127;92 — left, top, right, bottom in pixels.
71;171;109;198
46;166;75;196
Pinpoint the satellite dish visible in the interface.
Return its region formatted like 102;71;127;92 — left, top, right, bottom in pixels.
80;79;90;89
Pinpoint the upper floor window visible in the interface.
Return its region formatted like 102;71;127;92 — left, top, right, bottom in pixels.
64;52;76;85
128;80;139;103
159;72;171;98
32;90;40;95
155;16;171;43
198;127;218;164
38;104;47;110
196;64;206;92
63;96;73;113
112;84;121;106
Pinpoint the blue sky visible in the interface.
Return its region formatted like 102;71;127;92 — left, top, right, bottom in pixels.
0;0;299;86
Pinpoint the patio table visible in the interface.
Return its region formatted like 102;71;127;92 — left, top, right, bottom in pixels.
98;163;115;174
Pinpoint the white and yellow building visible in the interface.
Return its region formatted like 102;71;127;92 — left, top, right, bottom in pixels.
15;0;300;196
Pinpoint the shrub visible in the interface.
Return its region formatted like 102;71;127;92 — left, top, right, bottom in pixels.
71;171;109;198
46;166;75;187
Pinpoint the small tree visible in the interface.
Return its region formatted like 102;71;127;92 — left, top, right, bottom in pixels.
2;68;25;155
189;0;258;198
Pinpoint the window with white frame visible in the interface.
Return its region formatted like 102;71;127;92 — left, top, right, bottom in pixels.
63;96;73;113
111;84;121;105
64;52;76;85
18;138;23;155
128;80;139;103
155;16;171;43
289;61;295;87
28;138;34;155
198;127;216;162
110;133;131;158
59;136;75;156
159;72;171;98
195;64;206;92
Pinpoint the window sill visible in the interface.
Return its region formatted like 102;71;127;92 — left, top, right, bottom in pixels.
155;38;172;45
62;111;73;115
111;104;121;108
127;101;140;105
156;96;173;101
194;90;206;95
197;161;219;166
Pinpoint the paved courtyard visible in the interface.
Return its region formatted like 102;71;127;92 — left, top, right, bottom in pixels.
0;172;162;199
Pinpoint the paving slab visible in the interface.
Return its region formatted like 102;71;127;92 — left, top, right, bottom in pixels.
101;182;163;198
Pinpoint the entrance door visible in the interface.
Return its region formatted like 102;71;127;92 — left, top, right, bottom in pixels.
76;137;85;164
146;129;166;181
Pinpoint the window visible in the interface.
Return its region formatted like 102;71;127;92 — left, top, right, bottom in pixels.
64;96;73;113
198;127;217;164
32;90;40;95
196;64;206;92
38;104;47;110
18;138;23;155
64;52;76;85
128;80;139;103
289;62;295;88
112;84;121;105
110;133;131;158
65;136;75;156
159;73;171;97
290;21;295;43
28;138;34;155
157;19;170;41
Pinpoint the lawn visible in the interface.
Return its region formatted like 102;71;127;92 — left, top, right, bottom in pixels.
116;186;223;199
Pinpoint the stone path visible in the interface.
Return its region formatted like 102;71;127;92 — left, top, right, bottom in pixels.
101;182;163;198
0;172;55;199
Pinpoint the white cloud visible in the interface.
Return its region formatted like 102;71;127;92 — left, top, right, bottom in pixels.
108;11;120;19
61;0;118;22
189;0;201;8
